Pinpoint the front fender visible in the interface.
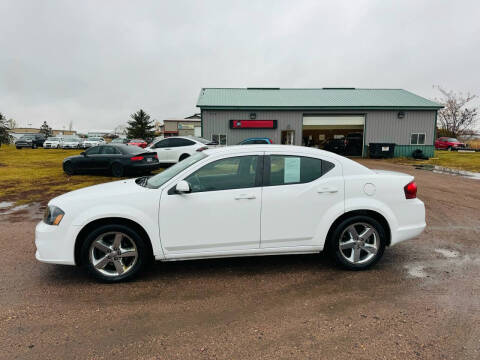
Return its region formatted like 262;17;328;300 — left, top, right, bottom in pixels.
72;205;163;258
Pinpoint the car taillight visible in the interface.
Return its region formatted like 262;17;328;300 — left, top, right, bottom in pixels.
268;138;273;144
130;156;144;161
196;146;208;152
154;153;158;159
404;181;417;199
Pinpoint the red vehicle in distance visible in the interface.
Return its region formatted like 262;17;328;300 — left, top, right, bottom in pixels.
434;137;466;151
127;139;148;148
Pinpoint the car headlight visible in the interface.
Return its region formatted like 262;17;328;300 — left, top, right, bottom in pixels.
43;205;65;225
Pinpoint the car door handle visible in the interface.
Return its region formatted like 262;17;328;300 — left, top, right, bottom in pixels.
235;194;256;200
317;187;338;194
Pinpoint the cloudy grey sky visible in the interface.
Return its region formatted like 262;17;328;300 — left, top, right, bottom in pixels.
1;0;479;131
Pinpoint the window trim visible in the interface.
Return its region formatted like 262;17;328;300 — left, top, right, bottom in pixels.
262;154;333;187
410;133;426;145
212;134;227;146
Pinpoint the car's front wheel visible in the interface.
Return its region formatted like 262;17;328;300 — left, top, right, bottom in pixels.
81;224;148;282
328;215;386;270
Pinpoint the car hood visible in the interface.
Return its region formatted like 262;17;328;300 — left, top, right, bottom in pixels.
50;179;147;207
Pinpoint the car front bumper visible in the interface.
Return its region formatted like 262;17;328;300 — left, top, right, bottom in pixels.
35;221;79;265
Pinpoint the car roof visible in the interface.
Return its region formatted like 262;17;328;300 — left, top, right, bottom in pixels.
203;145;372;174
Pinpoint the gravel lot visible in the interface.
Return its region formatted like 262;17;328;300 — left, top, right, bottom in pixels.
1;160;479;360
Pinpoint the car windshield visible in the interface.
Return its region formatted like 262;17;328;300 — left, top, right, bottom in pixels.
88;137;102;141
47;137;60;141
146;152;207;188
130;139;144;142
21;136;34;139
447;138;459;142
64;137;79;141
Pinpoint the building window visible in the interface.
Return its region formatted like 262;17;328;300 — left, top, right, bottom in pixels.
411;133;426;145
212;134;227;145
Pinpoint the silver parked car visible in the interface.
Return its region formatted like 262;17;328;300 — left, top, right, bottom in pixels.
61;136;82;149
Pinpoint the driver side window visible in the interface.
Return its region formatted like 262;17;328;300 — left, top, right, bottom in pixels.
86;146;100;155
184;156;259;193
155;139;170;148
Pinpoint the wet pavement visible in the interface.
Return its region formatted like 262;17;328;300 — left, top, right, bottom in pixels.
1;160;480;359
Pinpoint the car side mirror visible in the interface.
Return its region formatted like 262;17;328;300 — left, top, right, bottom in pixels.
175;180;191;194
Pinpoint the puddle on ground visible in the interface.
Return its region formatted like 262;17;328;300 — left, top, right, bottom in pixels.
0;202;44;222
435;248;459;258
0;201;14;209
414;164;480;180
405;264;428;278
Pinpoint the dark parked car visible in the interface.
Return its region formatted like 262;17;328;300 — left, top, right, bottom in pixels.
323;138;346;155
62;144;160;177
15;134;45;149
345;133;363;156
238;137;273;145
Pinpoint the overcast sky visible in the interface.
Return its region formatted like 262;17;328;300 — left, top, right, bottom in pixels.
1;0;479;131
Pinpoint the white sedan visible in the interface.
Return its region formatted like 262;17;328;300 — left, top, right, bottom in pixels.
35;145;426;282
146;136;217;164
82;137;105;148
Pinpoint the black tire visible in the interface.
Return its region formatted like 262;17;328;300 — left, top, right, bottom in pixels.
328;215;386;270
80;224;148;282
447;146;452;151
32;143;37;149
16;146;21;149
179;153;190;162
111;162;124;177
63;161;75;175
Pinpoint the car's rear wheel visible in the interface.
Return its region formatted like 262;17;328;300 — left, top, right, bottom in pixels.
63;161;75;175
32;143;37;149
111;162;124;177
81;224;148;282
328;215;386;270
179;153;190;161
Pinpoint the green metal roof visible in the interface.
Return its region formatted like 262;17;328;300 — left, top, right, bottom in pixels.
197;88;442;110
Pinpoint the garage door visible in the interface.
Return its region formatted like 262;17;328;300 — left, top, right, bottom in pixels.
302;115;364;128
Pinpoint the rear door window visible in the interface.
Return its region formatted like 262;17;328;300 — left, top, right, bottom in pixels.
169;138;195;147
266;155;334;186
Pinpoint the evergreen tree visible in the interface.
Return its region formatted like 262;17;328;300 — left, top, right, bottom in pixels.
39;121;53;138
126;109;155;140
0;113;12;146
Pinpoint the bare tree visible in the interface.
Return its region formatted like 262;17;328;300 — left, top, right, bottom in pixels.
434;86;478;137
7;118;17;129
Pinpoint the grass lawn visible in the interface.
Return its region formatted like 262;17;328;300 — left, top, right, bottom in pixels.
390;150;480;173
0;145;162;206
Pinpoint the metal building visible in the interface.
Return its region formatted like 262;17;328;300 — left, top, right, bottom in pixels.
196;88;442;157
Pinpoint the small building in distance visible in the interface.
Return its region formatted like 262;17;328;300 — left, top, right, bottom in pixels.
162;113;201;138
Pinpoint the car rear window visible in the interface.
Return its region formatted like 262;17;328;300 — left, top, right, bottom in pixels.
118;145;145;154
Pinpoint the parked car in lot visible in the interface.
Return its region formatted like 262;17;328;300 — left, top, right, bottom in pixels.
36;145;426;282
82;137;105;148
435;137;466;151
43;136;64;149
15;134;45;149
111;138;129;144
62;144;160;177
323;138;346;155
127;139;148;148
147;136;218;164
61;136;83;149
238;137;273;145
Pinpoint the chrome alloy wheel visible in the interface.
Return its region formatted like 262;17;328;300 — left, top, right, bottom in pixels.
89;232;138;277
338;222;379;265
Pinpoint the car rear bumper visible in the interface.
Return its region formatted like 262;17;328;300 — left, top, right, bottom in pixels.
390;199;426;246
35;221;78;265
128;162;161;172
